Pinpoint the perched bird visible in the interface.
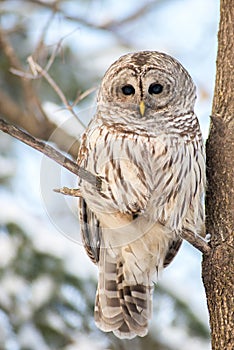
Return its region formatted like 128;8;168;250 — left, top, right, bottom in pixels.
77;51;205;339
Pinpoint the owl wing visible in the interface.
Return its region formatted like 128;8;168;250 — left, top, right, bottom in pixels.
78;197;101;264
77;126;102;264
163;238;183;268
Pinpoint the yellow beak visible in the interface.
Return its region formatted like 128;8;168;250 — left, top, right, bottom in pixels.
139;100;145;117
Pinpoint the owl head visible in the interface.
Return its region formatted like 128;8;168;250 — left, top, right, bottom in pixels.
97;51;196;127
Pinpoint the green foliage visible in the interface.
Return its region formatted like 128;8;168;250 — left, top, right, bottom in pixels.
0;220;98;349
156;285;210;339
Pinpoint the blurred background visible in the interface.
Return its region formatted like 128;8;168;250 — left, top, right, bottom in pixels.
0;1;219;349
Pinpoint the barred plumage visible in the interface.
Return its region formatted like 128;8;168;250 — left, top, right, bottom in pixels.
77;51;205;338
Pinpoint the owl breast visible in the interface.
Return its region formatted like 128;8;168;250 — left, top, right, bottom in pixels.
78;120;205;234
79;124;152;213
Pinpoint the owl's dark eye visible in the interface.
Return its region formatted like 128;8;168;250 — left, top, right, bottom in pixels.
121;84;135;95
148;83;163;95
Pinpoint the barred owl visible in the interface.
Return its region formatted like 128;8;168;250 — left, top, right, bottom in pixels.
77;51;205;339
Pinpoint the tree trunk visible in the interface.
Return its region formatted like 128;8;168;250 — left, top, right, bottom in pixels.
202;0;234;349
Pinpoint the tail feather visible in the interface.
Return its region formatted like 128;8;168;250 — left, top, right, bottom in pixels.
95;293;123;330
95;266;122;329
94;248;153;339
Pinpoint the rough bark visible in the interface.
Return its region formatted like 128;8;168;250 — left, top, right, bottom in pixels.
203;1;234;349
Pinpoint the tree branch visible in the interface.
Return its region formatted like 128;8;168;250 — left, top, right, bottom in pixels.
26;56;86;129
0;118;101;189
181;230;211;255
0;88;80;159
0;27;46;121
0;27;82;159
53;187;82;197
0;116;211;253
25;0;164;47
27;0;162;30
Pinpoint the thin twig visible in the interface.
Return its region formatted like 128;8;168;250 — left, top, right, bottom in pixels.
72;86;97;107
0;27;22;70
0;118;101;189
44;27;82;73
0;27;51;128
53;187;82;197
33;11;55;60
100;1;161;29
28;56;67;102
44;37;64;73
181;229;211;255
27;0;161;30
27;56;86;129
25;0;163;47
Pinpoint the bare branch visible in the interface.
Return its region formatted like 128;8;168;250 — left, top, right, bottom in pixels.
0;26;72;157
36;27;82;73
0;27;22;70
73;87;97;107
11;55;87;130
181;230;211;255
0;27;87;159
24;0;165;48
43;37;64;73
28;56;68;103
0;118;101;189
33;11;56;60
25;0;162;30
26;0;58;11
0;27;46;121
28;56;86;128
0;116;212;254
100;1;161;30
53;187;82;197
0;88;80;158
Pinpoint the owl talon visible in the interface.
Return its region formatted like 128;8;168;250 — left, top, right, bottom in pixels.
205;233;211;242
